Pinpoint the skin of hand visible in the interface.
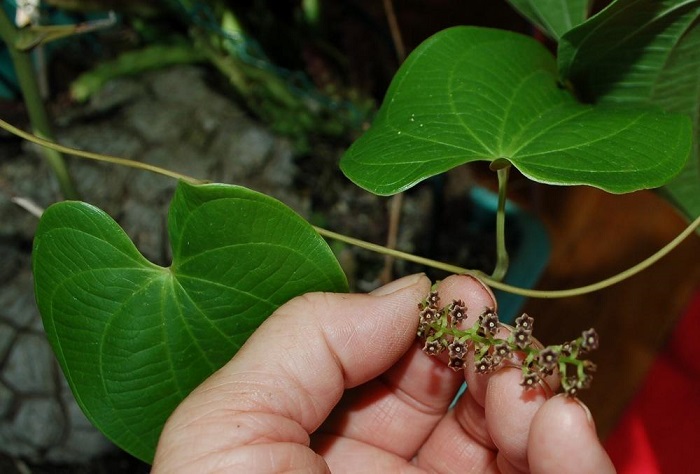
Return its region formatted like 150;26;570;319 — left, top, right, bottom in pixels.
152;273;616;473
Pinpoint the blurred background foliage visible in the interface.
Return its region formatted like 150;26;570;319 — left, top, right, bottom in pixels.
3;0;539;150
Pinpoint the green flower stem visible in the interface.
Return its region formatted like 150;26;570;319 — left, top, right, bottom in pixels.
0;8;79;200
2;117;698;300
491;164;511;281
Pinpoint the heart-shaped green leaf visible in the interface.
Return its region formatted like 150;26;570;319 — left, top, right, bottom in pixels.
33;181;347;463
506;0;592;39
558;0;700;222
340;26;692;196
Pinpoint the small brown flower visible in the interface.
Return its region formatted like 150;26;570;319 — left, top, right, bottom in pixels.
448;339;468;360
580;328;599;353
448;357;466;371
423;339;444;356
479;310;499;337
515;314;534;334
427;290;440;308
512;327;531;350
559;341;574;358
475;355;494;374
419;306;438;325
538;347;558;372
563;377;579;397
520;371;539;389
492;341;511;360
449;300;467;325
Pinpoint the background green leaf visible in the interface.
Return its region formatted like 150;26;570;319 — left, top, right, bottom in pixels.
506;0;592;39
340;26;691;196
558;0;700;222
652;20;700;220
33;181;347;463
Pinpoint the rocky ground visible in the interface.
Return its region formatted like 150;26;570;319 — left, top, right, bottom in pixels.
0;64;498;471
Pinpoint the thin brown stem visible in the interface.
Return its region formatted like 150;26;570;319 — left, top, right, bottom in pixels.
379;0;407;283
382;0;406;63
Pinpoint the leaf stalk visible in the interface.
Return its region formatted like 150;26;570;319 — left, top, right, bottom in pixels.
491;164;511;281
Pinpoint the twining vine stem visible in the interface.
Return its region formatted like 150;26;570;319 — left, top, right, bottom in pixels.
2;117;698;299
316;218;700;298
0;119;205;184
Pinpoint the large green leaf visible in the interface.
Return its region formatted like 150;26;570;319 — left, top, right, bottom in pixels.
33;181;347;463
340;27;691;196
506;0;592;39
559;0;700;221
559;0;700;103
652;20;700;219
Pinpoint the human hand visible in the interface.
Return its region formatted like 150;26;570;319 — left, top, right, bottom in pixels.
152;273;615;473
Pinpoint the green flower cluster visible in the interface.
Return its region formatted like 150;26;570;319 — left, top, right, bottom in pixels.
417;289;599;397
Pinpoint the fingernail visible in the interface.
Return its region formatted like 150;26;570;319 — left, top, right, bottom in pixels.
575;398;596;427
462;274;497;309
555;394;595;427
371;273;426;296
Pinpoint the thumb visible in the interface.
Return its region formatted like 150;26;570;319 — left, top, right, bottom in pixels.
153;273;430;472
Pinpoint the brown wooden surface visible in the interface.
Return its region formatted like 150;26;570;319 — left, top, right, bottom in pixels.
517;185;700;438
